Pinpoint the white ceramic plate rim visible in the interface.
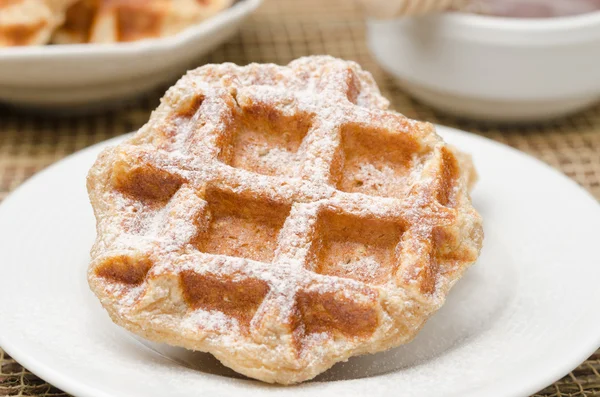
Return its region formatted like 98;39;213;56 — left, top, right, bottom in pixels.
367;11;600;46
444;9;600;31
0;126;599;397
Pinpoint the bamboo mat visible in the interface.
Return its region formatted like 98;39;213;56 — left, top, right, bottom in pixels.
0;0;599;396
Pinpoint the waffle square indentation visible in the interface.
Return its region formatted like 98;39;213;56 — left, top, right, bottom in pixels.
195;188;291;263
310;210;404;284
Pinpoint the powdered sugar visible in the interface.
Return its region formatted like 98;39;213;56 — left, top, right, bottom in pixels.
338;255;383;280
183;309;241;335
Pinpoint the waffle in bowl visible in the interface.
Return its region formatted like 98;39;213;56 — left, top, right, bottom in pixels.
0;0;73;46
52;0;233;44
87;56;483;384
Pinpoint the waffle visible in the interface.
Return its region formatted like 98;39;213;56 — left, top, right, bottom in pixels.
87;56;483;384
52;0;233;44
0;0;73;46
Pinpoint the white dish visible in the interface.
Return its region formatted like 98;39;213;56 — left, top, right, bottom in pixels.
0;0;261;110
367;12;600;122
1;126;599;396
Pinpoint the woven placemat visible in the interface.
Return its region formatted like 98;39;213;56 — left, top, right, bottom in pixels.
0;0;599;396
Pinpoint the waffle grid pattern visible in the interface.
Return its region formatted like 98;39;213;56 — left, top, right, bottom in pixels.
86;57;480;383
0;0;599;394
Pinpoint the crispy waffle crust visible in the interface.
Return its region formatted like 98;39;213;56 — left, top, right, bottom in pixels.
52;0;233;44
0;0;74;46
87;56;483;384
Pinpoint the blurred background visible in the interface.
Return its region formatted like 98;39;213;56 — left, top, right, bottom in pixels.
0;0;599;395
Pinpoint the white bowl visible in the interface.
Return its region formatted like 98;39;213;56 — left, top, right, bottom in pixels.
0;0;261;111
367;11;600;122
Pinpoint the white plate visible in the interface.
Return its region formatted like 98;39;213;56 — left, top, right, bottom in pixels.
0;126;599;397
0;0;261;110
367;12;600;121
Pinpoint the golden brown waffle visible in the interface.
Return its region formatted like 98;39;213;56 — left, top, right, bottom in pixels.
52;0;233;44
87;56;483;384
0;0;73;46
